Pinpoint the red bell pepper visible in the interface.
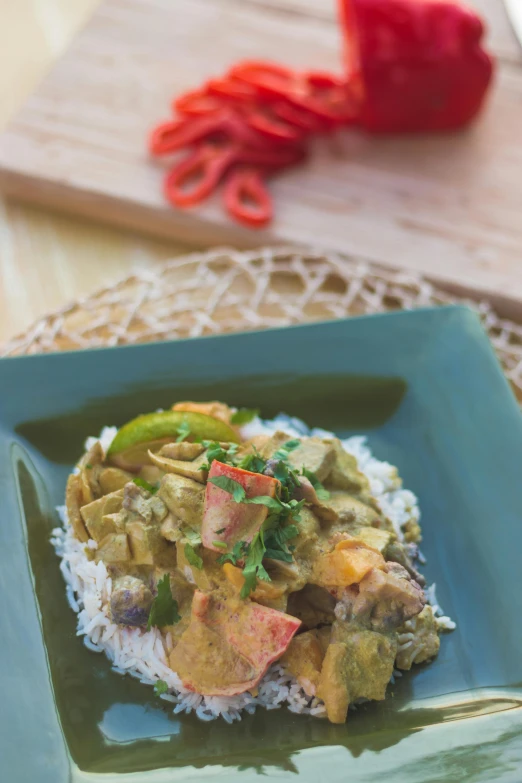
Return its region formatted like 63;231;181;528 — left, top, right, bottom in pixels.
338;0;494;132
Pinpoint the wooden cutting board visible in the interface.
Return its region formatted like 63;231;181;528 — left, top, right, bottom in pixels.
1;0;521;310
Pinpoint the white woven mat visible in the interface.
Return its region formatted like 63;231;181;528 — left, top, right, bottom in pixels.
3;247;522;398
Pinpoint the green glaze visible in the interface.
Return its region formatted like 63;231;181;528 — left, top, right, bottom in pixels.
1;307;522;782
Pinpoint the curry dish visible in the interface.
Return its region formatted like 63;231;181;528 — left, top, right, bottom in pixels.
62;401;449;724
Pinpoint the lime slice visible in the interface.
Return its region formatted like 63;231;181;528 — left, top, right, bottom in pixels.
106;411;239;471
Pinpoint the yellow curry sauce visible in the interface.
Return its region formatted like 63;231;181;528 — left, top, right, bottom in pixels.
66;401;441;724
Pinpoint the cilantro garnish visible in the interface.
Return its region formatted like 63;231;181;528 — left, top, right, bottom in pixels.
176;420;191;442
217;540;249;566
241;531;271;599
273;439;300;461
236;448;266;474
154;679;168;695
200;441;239;471
301;467;330;500
147;575;181;631
85;463;93;470
132;477;159;494
184;542;203;570
210;474;304;597
231;408;260;425
208;475;247;502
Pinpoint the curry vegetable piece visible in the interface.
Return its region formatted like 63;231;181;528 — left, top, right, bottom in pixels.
202;461;278;552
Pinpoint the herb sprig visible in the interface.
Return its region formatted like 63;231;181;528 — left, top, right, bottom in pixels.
147;575;181;631
132;477;159;494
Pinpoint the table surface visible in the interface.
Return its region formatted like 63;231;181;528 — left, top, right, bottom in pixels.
0;0;195;345
0;0;520;346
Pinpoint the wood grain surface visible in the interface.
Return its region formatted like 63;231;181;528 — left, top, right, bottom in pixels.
0;0;521;345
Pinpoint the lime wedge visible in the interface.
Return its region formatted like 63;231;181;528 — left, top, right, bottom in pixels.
106;411;239;471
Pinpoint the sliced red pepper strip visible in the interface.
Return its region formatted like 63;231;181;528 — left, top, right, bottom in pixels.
163;141;305;209
228;60;296;83
224;168;273;228
150;110;276;156
243;108;305;144
173;88;224;117
164;145;236;207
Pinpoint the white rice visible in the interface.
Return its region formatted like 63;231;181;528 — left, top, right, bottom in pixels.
51;413;454;723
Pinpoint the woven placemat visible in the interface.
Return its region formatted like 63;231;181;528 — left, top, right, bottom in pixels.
3;246;522;399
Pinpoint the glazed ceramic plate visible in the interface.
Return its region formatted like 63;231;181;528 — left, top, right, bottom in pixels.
1;306;521;783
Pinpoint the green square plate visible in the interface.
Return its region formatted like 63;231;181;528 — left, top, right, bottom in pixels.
1;306;521;783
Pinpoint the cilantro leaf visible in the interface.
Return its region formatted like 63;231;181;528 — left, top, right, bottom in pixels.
301;467;330;501
240;531;268;599
85;463;93;470
132;477;159;495
184;542;203;570
273;439;301;461
264;547;293;562
217;540;248;566
236;451;266;473
147;575;181;631
176;420;191;442
154;679;168;695
245;495;282;512
208;476;246;503
231;408;260;425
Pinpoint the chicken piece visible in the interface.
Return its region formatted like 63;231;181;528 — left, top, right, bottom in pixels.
322;439;372;499
176;541;217;591
80;489;124;542
172;400;235;426
259;432;335;483
201;461;278;552
338;563;426;632
95;532;130;563
286;584;337;629
395;606;440;670
159;515;183;543
109;575;154;626
138;465;165;485
280;627;331;697
65;474;89;542
157;474;205;531
99;467;133;495
291;507;322;559
311;538;386;589
78;442;105;503
385;540;426;586
169;591;301;695
126;519;176;567
318;491;386;529
149;449;209;484
158;442;205;461
317;626;397;723
122;482;168;524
